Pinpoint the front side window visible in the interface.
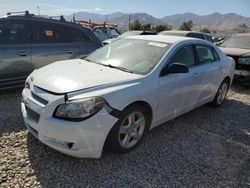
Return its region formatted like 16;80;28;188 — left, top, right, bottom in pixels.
85;39;171;75
110;28;120;38
0;20;29;44
94;28;107;34
195;45;215;64
169;45;196;68
213;48;220;61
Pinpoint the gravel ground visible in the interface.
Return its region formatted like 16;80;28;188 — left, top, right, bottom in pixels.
0;83;249;188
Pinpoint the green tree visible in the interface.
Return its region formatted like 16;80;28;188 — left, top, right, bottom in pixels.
179;20;193;31
153;24;172;32
200;27;211;33
130;19;142;30
142;24;151;31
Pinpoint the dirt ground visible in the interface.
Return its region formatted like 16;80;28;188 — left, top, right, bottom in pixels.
0;82;249;188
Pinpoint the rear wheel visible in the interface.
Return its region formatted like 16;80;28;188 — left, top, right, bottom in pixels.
211;79;229;107
107;104;149;154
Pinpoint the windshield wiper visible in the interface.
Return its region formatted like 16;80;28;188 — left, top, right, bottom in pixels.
83;58;99;64
80;55;88;59
82;58;134;73
104;64;134;73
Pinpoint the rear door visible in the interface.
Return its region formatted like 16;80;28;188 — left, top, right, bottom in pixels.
191;44;222;103
31;21;74;69
0;19;32;88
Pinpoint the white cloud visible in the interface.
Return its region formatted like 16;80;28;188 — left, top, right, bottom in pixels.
36;3;104;15
94;8;104;12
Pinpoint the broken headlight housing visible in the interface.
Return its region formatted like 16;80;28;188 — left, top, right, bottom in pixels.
54;97;105;121
238;57;250;65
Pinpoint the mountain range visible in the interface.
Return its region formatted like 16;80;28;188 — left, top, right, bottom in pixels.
65;12;250;30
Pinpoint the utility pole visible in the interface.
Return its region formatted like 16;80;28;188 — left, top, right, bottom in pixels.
106;15;108;23
128;14;131;30
37;6;40;16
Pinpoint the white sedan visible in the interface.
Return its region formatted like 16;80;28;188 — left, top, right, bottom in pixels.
21;36;235;158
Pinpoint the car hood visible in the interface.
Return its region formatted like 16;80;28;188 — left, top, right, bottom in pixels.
219;47;250;57
30;59;141;94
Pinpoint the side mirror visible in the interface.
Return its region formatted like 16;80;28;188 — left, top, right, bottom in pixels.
161;63;189;76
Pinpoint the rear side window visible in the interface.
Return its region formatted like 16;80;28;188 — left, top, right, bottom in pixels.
205;35;213;43
169;45;196;68
0;20;29;44
195;45;216;64
32;22;69;43
187;33;205;40
68;27;90;42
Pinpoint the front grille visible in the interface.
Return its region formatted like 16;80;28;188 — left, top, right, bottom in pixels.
26;106;40;123
31;92;48;105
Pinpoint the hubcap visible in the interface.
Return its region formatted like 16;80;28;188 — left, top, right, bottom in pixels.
118;111;145;149
217;83;228;104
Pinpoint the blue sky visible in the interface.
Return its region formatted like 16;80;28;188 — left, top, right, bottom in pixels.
0;0;249;18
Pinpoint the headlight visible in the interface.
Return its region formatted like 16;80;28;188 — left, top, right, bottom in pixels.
54;97;105;120
238;57;250;65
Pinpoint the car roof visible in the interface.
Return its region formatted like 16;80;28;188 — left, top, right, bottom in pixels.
1;15;79;27
160;30;211;36
126;35;199;44
234;33;250;36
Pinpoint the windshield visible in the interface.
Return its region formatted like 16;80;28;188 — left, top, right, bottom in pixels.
220;35;250;49
86;38;171;75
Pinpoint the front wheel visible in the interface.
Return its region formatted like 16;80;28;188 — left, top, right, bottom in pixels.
211;80;229;107
106;105;149;154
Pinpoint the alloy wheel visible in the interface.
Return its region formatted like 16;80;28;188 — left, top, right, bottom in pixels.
118;111;145;149
217;82;228;104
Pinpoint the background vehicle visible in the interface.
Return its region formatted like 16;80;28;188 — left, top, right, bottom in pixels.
159;30;213;43
213;37;225;46
220;33;250;81
0;11;102;89
21;36;234;158
93;26;121;41
102;30;157;45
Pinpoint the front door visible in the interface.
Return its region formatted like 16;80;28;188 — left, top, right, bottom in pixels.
157;45;199;124
0;19;32;88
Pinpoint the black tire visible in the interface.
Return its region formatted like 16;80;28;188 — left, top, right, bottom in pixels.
106;104;150;154
210;79;229;107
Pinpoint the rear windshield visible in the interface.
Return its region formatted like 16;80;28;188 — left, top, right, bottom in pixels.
220;35;250;49
159;32;186;37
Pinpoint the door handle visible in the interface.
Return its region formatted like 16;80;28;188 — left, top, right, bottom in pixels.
66;49;73;54
193;72;199;77
18;52;28;57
